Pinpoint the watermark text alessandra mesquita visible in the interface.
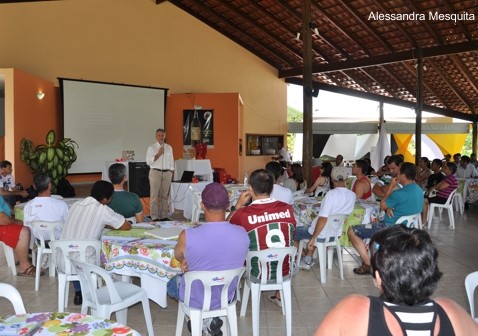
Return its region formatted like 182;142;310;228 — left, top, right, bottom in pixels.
368;11;475;22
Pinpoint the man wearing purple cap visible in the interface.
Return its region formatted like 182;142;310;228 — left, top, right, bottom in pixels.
168;182;249;336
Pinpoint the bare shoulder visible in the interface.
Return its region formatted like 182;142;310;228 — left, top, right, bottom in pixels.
434;297;478;335
315;295;370;336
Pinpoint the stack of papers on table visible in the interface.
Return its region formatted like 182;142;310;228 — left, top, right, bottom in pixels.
145;227;184;240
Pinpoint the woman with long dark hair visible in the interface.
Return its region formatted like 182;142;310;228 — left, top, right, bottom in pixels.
305;161;333;195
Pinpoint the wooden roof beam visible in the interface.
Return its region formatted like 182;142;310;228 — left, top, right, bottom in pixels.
285;77;474;122
310;0;378;58
450;55;478;106
428;61;474;114
170;1;294;69
443;0;473;41
275;1;348;62
220;1;302;65
332;0;394;52
402;62;451;111
279;41;478;77
354;68;400;99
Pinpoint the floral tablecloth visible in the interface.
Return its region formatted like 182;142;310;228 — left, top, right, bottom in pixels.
101;221;195;282
0;312;140;335
293;197;382;247
458;178;478;204
101;221;197;308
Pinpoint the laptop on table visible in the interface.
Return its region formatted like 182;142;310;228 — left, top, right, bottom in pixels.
172;170;194;183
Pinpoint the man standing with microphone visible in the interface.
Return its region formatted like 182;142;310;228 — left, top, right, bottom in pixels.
146;128;174;221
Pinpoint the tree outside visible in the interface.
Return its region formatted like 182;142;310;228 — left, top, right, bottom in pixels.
287;106;303;161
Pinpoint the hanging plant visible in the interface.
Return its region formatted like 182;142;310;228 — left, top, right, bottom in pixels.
20;130;78;191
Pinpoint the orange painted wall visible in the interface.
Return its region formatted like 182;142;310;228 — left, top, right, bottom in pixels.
5;69;59;187
166;93;243;179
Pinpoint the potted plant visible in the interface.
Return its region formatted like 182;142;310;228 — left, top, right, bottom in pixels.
20;130;78;192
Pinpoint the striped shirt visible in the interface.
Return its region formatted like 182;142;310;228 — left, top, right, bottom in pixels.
437;174;458;199
368;296;454;336
61;196;124;240
229;198;296;279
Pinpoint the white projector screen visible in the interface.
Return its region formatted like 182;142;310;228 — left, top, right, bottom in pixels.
60;78;167;174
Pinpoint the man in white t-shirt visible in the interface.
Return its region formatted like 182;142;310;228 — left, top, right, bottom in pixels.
24;174;68;240
456;155;478;179
272;142;291;168
0;160;29;209
265;161;293;205
294;166;356;270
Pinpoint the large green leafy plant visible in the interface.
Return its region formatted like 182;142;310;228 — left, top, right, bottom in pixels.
20;130;78;191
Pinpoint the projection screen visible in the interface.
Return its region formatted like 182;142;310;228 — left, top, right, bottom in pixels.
60;78;168;174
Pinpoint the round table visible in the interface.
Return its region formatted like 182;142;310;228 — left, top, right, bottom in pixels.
0;312;141;335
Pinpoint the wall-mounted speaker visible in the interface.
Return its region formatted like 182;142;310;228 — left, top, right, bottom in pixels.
128;162;150;198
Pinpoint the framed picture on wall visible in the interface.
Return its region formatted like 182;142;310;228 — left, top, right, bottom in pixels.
183;109;214;147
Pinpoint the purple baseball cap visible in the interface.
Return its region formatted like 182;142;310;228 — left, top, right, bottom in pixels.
201;182;229;210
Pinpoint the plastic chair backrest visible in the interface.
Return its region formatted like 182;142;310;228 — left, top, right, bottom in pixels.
444;189;457;206
182;268;245;312
465;271;478;318
70;259;122;307
319;214;348;242
32;220;62;244
245;247;296;285
0;283;26;314
49;240;101;276
395;213;420;228
189;186;203;221
314;186;329;197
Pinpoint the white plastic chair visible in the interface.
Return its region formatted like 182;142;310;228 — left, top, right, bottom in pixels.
465;271;478;319
240;247;297;336
49;240;101;312
396;213;422;229
427;189;457;230
175;267;245;336
32;221;62;291
314;186;329;197
453;192;465;214
0;241;17;276
70;259;154;336
296;214;348;284
0;283;26;314
189;186;204;222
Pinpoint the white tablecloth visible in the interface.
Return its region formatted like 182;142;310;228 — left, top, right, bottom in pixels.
178;183;248;219
174;159;213;182
170;181;210;213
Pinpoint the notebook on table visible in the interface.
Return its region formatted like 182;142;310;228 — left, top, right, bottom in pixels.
172;170;194;183
144;227;184;240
